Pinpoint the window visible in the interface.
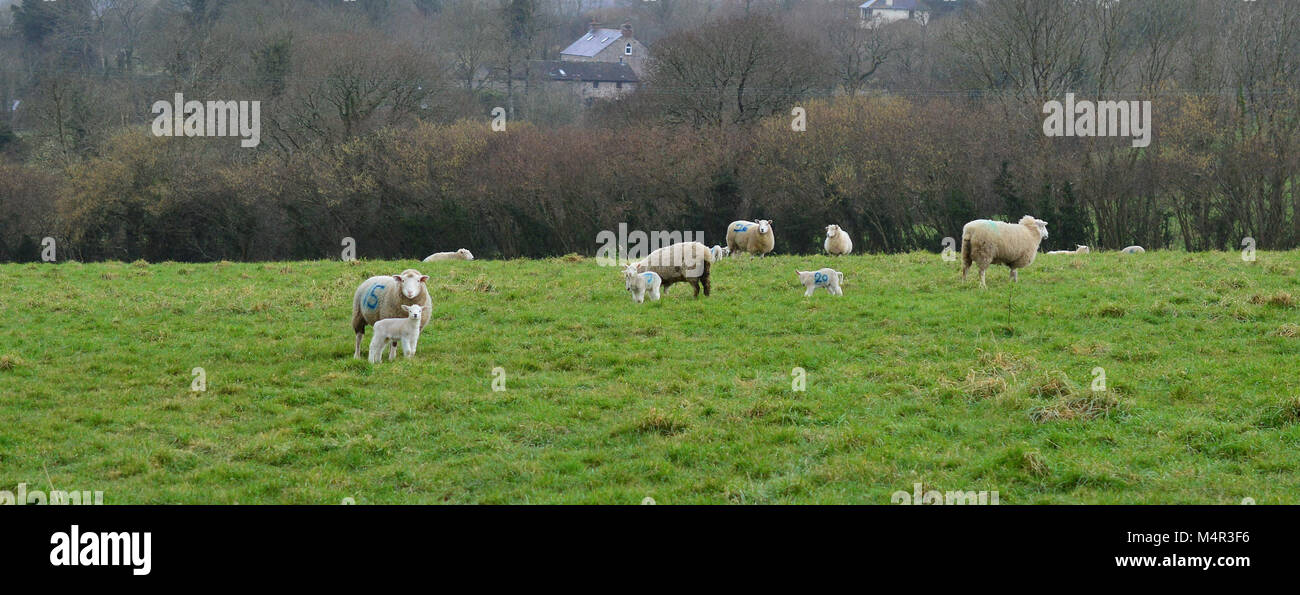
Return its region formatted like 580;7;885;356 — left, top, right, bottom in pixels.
616;82;623;90
593;81;600;89
625;43;633;55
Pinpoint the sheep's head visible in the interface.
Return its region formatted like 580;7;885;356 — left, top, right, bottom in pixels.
393;270;428;299
459;248;475;260
1020;215;1048;240
757;220;772;234
825;224;840;238
401;303;423;322
1076;245;1090;253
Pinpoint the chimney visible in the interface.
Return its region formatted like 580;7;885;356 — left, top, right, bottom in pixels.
620;22;633;40
588;18;601;33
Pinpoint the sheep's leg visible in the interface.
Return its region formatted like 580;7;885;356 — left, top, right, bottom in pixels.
650;286;660;301
804;285;814;297
355;333;364;358
689;279;700;297
368;336;383;364
978;264;989;289
701;263;711;296
403;337;414;358
1010;268;1019;282
389;342;397;361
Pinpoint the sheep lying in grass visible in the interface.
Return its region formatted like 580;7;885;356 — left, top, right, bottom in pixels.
726;220;775;256
369;304;423;363
423;249;474;262
623;266;662;303
796;268;844;297
961;215;1049;288
709;244;730;262
1046;244;1089;255
351;269;431;358
824;224;853;255
630;241;712;298
1121;245;1145;254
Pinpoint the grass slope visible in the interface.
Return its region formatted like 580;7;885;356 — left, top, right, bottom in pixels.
2;251;1298;504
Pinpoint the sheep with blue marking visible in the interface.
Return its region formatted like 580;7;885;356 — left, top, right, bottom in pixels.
960;216;1049;288
369;304;424;363
726;220;775;256
351;269;432;358
796;268;844;297
623;266;663;303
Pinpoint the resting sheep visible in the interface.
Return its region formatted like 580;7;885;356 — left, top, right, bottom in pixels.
796;268;844;297
351;269;432;358
369;304;424;363
424;249;474;262
960;216;1049;288
726;220;775;256
824;225;853;256
623;267;662;303
1046;244;1089;255
630;241;712;298
1121;245;1145;254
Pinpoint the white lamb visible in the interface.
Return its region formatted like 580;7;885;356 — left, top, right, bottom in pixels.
1121;245;1145;254
796;268;844;297
1046;244;1090;255
824;224;853;255
424;249;474;262
368;304;424;363
623;266;663;303
709;244;731;262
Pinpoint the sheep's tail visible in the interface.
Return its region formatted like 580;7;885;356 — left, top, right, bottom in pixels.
960;231;972;266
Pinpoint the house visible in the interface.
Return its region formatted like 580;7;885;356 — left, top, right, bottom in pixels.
518;60;639;106
559;21;647;79
859;0;931;26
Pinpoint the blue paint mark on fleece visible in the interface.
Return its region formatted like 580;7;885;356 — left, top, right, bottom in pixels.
364;284;385;310
733;223;750;232
813;272;829;285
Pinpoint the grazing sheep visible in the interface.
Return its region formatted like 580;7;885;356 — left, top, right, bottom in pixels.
726;220;775;256
1046;244;1090;255
823;224;853;256
630;241;712;298
709;244;731;262
796;268;844;297
423;248;474;262
1121;245;1145;254
623;266;663;303
369;304;424;363
351;269;432;358
960;216;1049;288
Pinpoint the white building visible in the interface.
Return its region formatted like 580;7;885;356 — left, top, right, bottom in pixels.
860;0;931;27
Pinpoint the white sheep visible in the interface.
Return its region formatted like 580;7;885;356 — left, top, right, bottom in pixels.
960;215;1049;288
1046;244;1090;255
423;249;474;262
709;244;731;262
351;269;432;358
1121;245;1145;254
630;241;713;297
726;220;775;256
623;266;663;303
369;304;424;363
823;224;853;255
796;268;844;297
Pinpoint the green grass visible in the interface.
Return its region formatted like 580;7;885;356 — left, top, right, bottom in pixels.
2;251;1298;504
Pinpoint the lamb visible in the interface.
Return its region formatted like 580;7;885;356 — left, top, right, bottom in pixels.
1121;245;1145;254
630;241;712;298
960;215;1049;288
1046;244;1090;255
369;304;424;363
823;224;853;256
726;220;775;256
351;269;432;358
796;268;844;297
423;248;474;262
623;266;663;303
709;244;731;262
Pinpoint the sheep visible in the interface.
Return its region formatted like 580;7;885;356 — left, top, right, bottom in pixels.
709;244;731;262
823;224;853;256
1121;245;1145;254
726;220;775;256
351;269;432;358
796;268;844;297
369;304;424;363
630;241;712;298
423;248;474;262
623;266;663;303
960;215;1049;288
1046;244;1090;255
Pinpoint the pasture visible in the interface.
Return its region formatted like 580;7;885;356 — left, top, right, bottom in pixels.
1;251;1298;504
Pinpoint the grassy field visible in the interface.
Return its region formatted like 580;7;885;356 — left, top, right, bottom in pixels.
2;250;1298;504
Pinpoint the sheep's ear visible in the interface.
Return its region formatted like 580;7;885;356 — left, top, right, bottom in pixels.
401;304;411;312
393;275;403;282
419;275;429;283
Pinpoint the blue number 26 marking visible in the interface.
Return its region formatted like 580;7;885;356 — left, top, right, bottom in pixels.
733;223;750;232
364;284;385;310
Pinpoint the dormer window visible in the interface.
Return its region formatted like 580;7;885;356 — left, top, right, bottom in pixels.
625;43;632;55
